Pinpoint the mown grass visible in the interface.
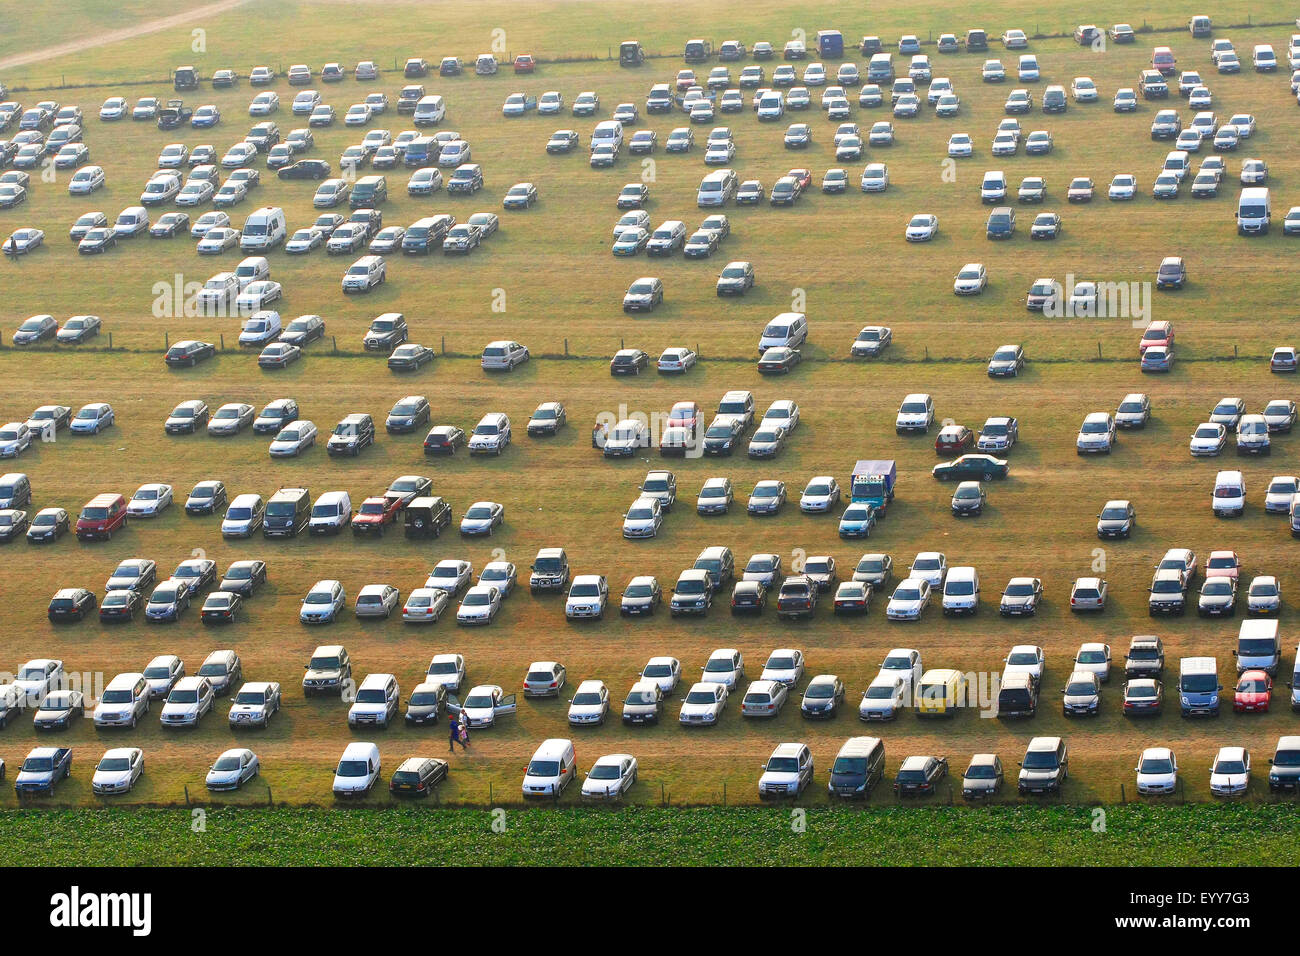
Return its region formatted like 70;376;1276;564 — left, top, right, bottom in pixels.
2;0;1300;821
8;803;1300;865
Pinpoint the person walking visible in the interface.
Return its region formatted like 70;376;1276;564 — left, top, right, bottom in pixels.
449;712;466;753
457;709;470;749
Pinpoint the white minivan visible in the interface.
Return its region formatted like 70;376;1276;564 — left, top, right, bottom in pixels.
757;90;784;120
333;742;381;797
942;566;980;615
591;120;624;151
1238;186;1271;234
522;738;577;798
412;94;446;126
309;491;353;534
1018;54;1040;81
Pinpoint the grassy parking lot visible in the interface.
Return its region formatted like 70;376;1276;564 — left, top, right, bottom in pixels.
3;0;1300;846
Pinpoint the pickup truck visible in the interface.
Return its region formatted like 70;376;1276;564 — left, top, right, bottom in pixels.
851;459;897;515
157;99;194;130
502;93;538;117
15;746;71;793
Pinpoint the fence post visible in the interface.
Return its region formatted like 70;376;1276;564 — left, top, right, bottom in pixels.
441;334;445;355
1097;341;1102;359
722;780;727;806
164;331;169;348
107;331;112;349
1119;782;1126;803
331;335;337;354
183;784;190;805
219;333;224;350
488;780;492;804
564;338;569;356
267;786;273;807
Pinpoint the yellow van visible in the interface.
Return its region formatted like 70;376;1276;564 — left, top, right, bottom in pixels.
916;668;963;716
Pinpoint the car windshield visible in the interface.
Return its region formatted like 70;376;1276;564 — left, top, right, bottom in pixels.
1215;759;1245;775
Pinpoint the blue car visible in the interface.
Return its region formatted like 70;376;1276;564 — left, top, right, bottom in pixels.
1140;346;1173;372
69;403;114;434
191;105;222;129
837;503;877;538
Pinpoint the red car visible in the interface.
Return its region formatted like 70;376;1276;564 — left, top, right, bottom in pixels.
934;424;974;454
786;168;813;190
74;492;129;541
1206;550;1241;581
1234;669;1272;712
513;54;536;74
667;401;701;432
1139;320;1174;354
351;496;401;536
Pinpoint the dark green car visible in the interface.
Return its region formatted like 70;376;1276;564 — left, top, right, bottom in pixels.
931;454;1009;481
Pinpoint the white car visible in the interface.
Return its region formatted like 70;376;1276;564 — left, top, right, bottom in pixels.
1135;747;1178;795
679;681;727;725
235;280;282;312
228;682;281;727
205;747;260;790
760;648;805;686
91;748;143;795
639;656;682;693
1109;174;1137;200
68;165;106;194
1073;643;1112;681
347;673;399;727
567;680;610;725
268;421;316;457
142;655;184;699
885;578;931;620
455;585;501;625
799;475;841;512
424;654;466;692
622;496;663;538
402;587;450;623
657;347;697;373
1190;422;1227;456
763;400;800;431
425;559;472;594
701;648;744;689
859;673;906;719
758;743;813;797
947;133;973;157
581;753;637;799
1265;476;1299;513
905;213;938;241
908;552;947;587
565;575;608;619
1071;76;1098;101
1241;158;1268;184
1002;644;1045;683
159;676;214;727
15;659;62;701
953;262;988;294
1209;746;1250;796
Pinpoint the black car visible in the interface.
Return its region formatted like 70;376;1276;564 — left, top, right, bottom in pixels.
26;509;69;543
279;315;325;346
757;347;801;374
703;418;744;455
894;756;949;796
387;344;435;372
278;160;331;181
185;481;228;515
99;589;143;622
423;425;465;455
610;349;650;375
200;590;242;624
0;509;29;541
385;396;432;433
729;580;766;614
402;496;453;539
219;559;268;597
149;213;190;238
362;315;407;351
164;340;216;367
77;228;117;254
799;676;846;719
48;587;96;622
389;757;448;797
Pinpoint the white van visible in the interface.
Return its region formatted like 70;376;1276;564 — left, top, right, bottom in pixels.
522;738;577;798
332;741;381;797
758;312;808;352
412;94;446;127
756;90;784;120
866;52;894;83
1212;469;1246;517
1236;619;1281;675
942;566;980;615
980;169;1007;202
591;120;624;151
238;310;281;346
697;169;737;207
309;491;353;534
1018;54;1040;81
240;206;286;251
1238;186;1271;234
1162;150;1190;181
1253;44;1278;71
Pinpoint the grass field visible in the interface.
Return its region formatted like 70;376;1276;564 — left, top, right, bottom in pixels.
7;803;1300;865
4;0;1300;829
